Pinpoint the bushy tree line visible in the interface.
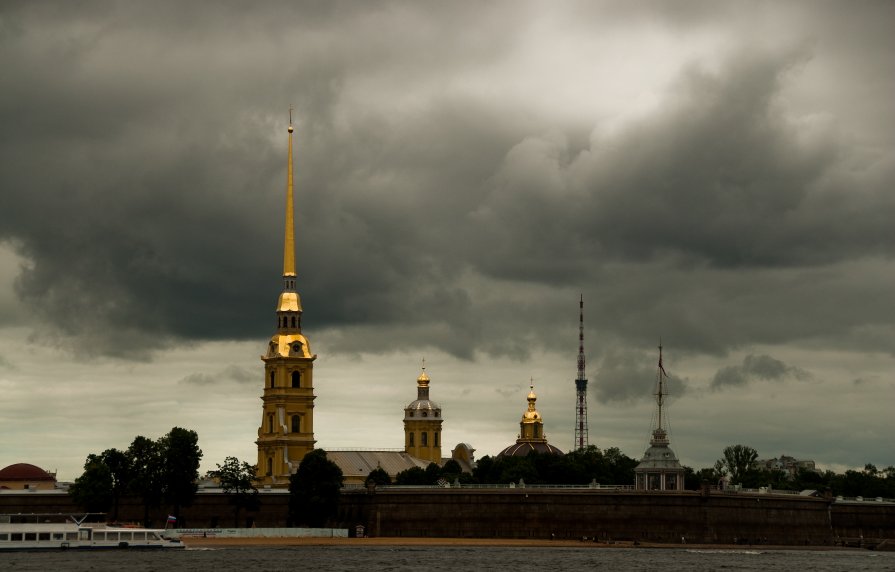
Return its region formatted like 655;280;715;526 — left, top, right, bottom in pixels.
68;427;202;525
389;446;638;486
684;444;895;498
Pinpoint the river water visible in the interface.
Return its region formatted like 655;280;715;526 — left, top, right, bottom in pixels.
2;545;892;571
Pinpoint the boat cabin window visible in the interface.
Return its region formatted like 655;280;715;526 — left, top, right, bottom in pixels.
94;532;106;541
38;532;50;541
79;529;91;540
11;533;22;541
134;531;147;540
53;533;64;540
25;533;36;541
0;533;8;540
66;532;78;540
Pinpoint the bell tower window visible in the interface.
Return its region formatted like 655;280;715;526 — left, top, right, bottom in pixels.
434;432;439;447
409;433;414;447
421;432;428;447
291;316;297;328
267;457;273;476
291;415;300;433
270;371;275;388
291;371;300;388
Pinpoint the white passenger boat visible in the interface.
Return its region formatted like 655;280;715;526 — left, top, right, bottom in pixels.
0;514;184;550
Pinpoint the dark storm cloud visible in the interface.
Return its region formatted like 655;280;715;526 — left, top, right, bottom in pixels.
711;354;810;390
593;348;686;404
1;2;893;363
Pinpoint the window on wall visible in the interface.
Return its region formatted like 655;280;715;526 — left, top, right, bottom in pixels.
434;432;439;447
421;432;428;446
268;414;274;433
291;316;297;328
409;433;414;447
291;415;300;433
291;371;300;388
267;457;273;476
270;371;275;388
666;473;677;491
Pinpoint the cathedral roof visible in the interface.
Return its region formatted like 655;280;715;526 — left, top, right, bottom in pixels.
0;463;56;481
498;442;564;457
325;450;429;481
635;441;683;471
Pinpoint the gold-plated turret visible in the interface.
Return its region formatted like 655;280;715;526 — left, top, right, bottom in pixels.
404;361;442;464
417;359;430;386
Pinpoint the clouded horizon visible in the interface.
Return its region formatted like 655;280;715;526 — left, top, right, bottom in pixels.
1;1;892;481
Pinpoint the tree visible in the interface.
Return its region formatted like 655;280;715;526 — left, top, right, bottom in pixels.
160;427;202;521
69;454;113;513
289;449;344;527
394;466;429;485
719;445;758;485
128;436;165;526
440;459;463;482
365;467;391;487
211;456;259;527
100;448;131;521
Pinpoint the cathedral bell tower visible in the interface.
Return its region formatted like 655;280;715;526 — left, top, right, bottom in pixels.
256;111;317;487
404;362;443;464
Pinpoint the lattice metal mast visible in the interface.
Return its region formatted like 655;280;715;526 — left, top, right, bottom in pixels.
574;294;589;450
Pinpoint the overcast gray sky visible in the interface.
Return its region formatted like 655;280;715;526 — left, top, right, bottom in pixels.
1;1;893;480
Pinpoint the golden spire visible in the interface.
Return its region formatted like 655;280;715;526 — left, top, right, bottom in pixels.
283;106;296;278
276;107;302;314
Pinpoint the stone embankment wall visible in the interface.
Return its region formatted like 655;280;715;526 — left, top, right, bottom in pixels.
339;489;836;545
2;489;892;545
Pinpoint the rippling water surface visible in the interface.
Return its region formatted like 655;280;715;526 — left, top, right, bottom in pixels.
2;546;892;571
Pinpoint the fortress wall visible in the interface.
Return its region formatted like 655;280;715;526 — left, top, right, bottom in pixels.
831;502;895;541
3;489;892;545
339;489;835;544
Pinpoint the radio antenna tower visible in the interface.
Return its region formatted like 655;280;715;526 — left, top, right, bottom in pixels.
573;294;589;450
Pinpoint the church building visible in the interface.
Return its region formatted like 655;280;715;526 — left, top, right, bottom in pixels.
498;385;564;457
255;113;317;487
253;113;473;487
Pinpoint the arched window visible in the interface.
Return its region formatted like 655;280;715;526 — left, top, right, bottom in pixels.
533;425;540;438
270;371;275;388
434;432;439;447
291;371;300;388
291;316;297;328
409;432;414;447
267;457;273;476
291;415;300;433
421;432;428;446
268;414;275;433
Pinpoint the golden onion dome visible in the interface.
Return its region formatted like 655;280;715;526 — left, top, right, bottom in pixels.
521;384;541;422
